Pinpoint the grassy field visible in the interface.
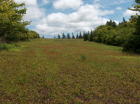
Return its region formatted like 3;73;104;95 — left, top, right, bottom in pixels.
0;39;140;104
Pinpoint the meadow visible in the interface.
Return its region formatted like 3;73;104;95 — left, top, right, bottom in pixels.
0;39;140;104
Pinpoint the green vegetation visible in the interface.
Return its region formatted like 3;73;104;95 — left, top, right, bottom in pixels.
83;0;140;53
57;32;83;39
0;0;39;42
123;0;140;53
0;0;140;103
0;39;139;104
0;43;20;51
83;18;135;46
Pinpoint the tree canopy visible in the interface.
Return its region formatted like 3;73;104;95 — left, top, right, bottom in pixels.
0;0;39;42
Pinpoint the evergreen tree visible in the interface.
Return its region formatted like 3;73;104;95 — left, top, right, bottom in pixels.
62;33;66;39
67;33;71;39
123;17;126;23
123;0;140;53
72;33;75;39
89;31;94;41
83;32;89;41
131;0;140;35
79;32;82;38
57;34;61;39
76;34;79;39
106;20;117;27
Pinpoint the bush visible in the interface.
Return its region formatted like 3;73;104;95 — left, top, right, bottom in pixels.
0;43;19;51
4;30;40;42
123;35;140;53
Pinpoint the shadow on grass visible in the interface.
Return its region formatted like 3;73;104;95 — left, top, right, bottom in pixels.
122;50;140;56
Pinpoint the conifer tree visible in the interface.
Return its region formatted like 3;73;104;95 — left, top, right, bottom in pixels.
58;34;61;39
79;32;82;38
76;34;79;39
123;17;126;23
123;0;140;53
89;31;94;41
62;33;66;39
67;33;71;39
83;32;89;41
106;20;117;27
72;33;75;39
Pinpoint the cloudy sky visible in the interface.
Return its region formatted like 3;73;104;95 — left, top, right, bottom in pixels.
14;0;135;37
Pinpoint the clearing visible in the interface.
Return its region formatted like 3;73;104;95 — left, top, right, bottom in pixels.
0;39;140;104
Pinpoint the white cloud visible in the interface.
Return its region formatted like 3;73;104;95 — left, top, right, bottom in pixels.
53;0;83;9
14;0;115;36
116;7;122;10
35;4;114;35
24;7;44;21
14;0;45;21
14;0;37;6
123;10;138;17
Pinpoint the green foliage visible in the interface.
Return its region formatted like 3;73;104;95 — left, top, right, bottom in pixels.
89;31;94;41
62;33;66;39
57;32;83;39
82;0;140;53
84;19;135;47
83;32;89;41
78;32;83;39
57;34;61;39
0;43;20;51
106;20;117;27
72;33;75;39
123;35;140;53
123;1;140;53
0;0;39;42
130;0;140;11
67;33;71;39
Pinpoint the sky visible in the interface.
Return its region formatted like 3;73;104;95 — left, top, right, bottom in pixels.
14;0;136;38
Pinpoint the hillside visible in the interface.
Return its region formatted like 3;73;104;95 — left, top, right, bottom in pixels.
0;39;140;104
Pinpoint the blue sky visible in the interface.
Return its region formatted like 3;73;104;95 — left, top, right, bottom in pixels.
15;0;136;37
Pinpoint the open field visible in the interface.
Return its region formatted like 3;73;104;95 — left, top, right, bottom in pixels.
0;39;140;104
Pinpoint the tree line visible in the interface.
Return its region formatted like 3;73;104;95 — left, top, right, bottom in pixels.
0;0;39;42
83;0;140;53
57;32;83;39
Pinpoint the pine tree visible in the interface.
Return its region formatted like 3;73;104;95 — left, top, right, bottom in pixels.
79;32;82;38
89;31;94;41
57;34;61;39
67;33;71;39
123;0;140;53
123;17;126;23
72;33;75;39
130;0;140;34
62;33;66;39
76;34;79;39
106;20;117;27
83;32;89;41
